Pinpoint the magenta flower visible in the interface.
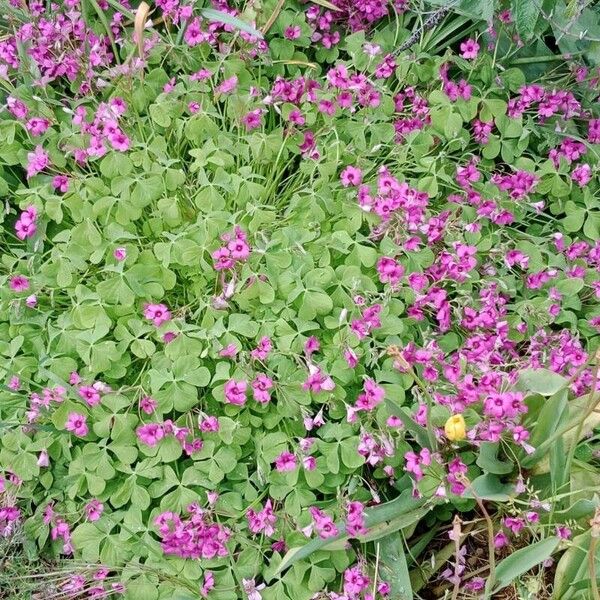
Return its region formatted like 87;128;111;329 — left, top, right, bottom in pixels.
65;412;88;437
572;163;592;187
345;501;367;537
224;379;247;405
15;205;38;240
85;499;104;522
200;571;215;597
144;303;171;327
136;423;165;447
26;117;51;136
9;275;30;292
114;247;127;261
52;175;69;193
219;343;238;358
247;499;277;536
281;24;300;39
251;336;272;361
340;165;363;187
78;385;101;407
216;75;238;95
274;451;296;472
304;336;320;356
459;38;480;59
252;373;273;404
242;109;263;130
139;396;157;414
309;506;338;539
26;145;50;178
108;130;130;152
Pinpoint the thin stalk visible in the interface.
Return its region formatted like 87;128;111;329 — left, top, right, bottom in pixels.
450;515;462;600
510;51;584;64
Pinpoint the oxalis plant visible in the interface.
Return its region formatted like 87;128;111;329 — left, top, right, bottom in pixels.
0;0;599;599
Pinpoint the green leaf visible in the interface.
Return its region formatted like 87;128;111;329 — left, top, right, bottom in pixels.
476;442;514;475
492;537;559;593
463;474;514;502
523;388;568;468
517;368;568;396
201;8;263;38
511;0;541;39
379;534;413;600
553;530;595;599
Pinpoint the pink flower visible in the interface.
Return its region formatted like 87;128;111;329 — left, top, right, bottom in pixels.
25;294;37;308
242;109;263;130
345;501;367;537
52;175;69;193
9;275;29;292
26;145;50;178
200;416;219;432
344;348;359;368
494;530;509;548
144;303;171;326
460;38;480;59
139;396;157;414
85;499;104;522
274;451;296;472
114;247;127;261
8;376;20;391
65;412;88;437
304;336;320;356
572;163;592;187
217;75;238;95
26;117;51;136
377;256;404;285
303;456;316;470
136;423;164;447
219;343;238;358
355;378;385;411
108;130;130;152
340;165;363;187
252;373;273;404
302;367;335;392
284;25;301;40
200;571;215;598
247;499;277;536
37;450;49;467
309;506;338;539
251;336;272;361
15;205;38;239
78;385;101;407
224;379;247;405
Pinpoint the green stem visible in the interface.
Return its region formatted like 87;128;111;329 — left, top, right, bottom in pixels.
510;51;584;64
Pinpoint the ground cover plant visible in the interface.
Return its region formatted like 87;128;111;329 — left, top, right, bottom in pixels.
1;0;600;598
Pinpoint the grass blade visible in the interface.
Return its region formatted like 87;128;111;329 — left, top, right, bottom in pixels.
201;8;263;39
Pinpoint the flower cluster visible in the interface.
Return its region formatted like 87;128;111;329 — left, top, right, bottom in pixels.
154;504;231;559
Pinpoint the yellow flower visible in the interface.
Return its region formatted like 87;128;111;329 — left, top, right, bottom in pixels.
445;414;466;441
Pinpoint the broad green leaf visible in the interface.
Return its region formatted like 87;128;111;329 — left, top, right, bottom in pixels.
492;537;559;593
462;474;514;502
511;0;541;39
476;442;514;475
379;534;413;600
517;368;568;396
